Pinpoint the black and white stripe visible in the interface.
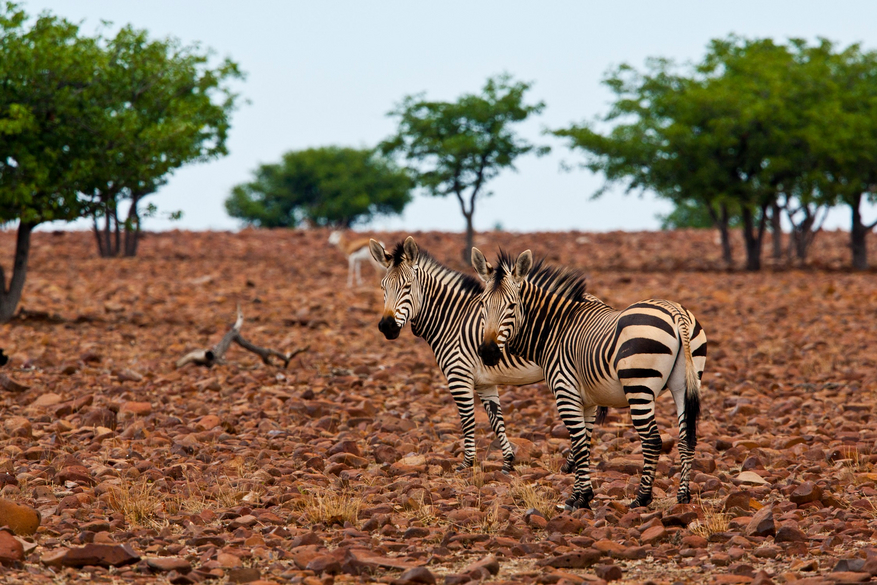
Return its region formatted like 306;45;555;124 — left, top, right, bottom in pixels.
473;248;707;509
370;236;599;474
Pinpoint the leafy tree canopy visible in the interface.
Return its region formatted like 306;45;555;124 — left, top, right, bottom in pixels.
381;73;548;259
226;147;413;228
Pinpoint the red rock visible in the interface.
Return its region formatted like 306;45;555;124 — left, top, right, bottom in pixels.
3;416;31;438
595;563;623;581
640;525;667;544
373;444;400;464
447;509;483;526
0;530;25;565
774;525;807;543
790;481;823;505
120;401;152;416
545;513;585;534
463;554;499;576
712;576;753;584
227;567;262;583
393;566;436;585
196;415;221;430
751;570;775;585
723;490;753;513
824;572;871;583
537;548;601;569
146;557;192;572
0;499;40;535
217;552;243;568
745;506;775;537
41;543;139;567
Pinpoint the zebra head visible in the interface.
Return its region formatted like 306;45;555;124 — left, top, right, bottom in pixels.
471;247;533;367
369;236;422;340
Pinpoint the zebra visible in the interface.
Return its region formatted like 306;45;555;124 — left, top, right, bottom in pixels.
369;236;602;474
472;248;707;510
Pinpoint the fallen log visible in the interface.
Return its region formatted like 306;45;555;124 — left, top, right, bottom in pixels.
175;306;308;369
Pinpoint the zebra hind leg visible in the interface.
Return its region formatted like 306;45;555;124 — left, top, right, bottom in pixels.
629;409;662;509
478;388;516;474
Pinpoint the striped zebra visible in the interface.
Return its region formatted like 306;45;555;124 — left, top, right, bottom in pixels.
472;248;707;509
369;236;601;474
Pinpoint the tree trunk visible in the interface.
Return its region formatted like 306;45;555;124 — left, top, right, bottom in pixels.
770;201;783;262
851;194;869;270
707;201;733;268
741;205;767;272
124;193;142;257
462;212;475;264
0;222;35;323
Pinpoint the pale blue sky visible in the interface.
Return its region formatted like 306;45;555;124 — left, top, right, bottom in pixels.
26;1;877;233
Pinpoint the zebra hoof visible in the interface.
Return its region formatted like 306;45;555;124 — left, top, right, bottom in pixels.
560;460;574;474
501;462;515;475
677;492;691;504
455;461;473;473
629;494;653;509
563;492;592;511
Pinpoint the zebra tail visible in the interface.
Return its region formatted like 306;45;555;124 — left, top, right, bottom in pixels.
678;313;700;451
595;406;608;426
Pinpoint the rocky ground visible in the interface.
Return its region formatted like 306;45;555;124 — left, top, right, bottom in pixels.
0;227;876;585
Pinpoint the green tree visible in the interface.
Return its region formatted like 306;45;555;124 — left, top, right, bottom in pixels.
0;3;103;322
381;74;548;261
554;37;844;271
85;25;243;257
226;147;413;228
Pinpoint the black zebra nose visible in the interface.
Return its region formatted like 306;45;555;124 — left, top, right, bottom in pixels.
378;316;401;340
479;340;502;367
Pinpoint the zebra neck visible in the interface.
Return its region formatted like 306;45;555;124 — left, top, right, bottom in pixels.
509;280;567;364
410;266;478;346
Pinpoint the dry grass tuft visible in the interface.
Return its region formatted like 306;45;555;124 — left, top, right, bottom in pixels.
107;477;164;527
296;488;363;527
509;477;558;520
688;494;729;538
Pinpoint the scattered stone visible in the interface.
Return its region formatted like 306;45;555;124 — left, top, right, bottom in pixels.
0;530;25;565
392;566;436;585
790;482;823;505
0;499;40;535
41;543;139;567
537;549;601;569
147;557;192;573
595;563;623;581
745;506;775;538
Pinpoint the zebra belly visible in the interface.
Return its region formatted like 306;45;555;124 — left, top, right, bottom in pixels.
475;361;543;387
581;377;629;409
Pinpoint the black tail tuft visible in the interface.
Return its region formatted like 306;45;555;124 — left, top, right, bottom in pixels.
684;389;699;451
595;406;608;426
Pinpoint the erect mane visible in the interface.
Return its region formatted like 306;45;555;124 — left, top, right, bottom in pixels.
491;250;589;302
390;241;484;295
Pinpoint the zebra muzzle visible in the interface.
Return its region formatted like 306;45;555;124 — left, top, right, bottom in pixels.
378;315;401;339
478;340;503;367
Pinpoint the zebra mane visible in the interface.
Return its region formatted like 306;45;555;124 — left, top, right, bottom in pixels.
390;241;484;295
493;250;589;302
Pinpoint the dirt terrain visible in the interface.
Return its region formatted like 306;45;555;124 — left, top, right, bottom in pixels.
1;227;877;585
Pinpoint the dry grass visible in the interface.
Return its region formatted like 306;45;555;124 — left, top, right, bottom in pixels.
477;498;509;534
295;488;363;527
509;477;558;520
688;494;729;538
106;477;164;527
402;490;439;525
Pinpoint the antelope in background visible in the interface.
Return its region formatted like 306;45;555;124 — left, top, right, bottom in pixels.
329;231;385;287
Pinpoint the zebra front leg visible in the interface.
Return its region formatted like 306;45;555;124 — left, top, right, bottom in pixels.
629;399;662;509
555;391;596;511
448;377;478;472
477;385;515;474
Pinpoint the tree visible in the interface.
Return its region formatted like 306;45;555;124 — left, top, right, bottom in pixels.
382;74;548;261
84;25;243;257
226;147;413;228
0;3;104;322
554;37;845;271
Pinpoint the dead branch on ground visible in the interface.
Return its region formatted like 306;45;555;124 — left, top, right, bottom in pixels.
175;306;309;369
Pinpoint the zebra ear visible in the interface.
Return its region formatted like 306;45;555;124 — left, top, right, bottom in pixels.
403;236;419;263
513;250;533;283
369;239;392;268
471;247;493;283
